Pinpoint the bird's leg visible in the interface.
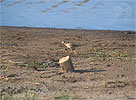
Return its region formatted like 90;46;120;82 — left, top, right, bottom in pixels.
73;48;77;55
73;50;77;55
69;48;73;54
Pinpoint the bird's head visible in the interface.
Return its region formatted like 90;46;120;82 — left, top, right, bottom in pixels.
61;41;65;44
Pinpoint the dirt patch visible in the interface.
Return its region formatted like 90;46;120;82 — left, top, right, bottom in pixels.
0;26;136;100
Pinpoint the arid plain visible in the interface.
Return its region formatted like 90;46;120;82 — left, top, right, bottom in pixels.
0;26;136;100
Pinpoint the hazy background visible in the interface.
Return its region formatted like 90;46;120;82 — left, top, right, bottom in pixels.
0;0;135;31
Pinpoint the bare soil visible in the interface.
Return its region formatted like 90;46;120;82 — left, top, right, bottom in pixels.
0;26;136;100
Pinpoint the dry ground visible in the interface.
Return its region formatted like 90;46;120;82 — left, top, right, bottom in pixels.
0;26;136;100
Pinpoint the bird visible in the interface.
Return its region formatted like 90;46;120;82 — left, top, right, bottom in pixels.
61;41;80;54
58;55;70;64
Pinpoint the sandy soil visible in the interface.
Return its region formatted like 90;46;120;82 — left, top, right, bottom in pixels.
0;26;136;100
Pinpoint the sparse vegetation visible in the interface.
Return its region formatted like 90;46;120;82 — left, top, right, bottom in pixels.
27;60;59;69
22;92;36;100
50;48;57;51
90;47;132;61
77;48;132;62
0;95;19;100
54;95;71;100
54;95;83;100
17;62;27;67
54;95;72;100
0;92;36;100
27;61;39;69
1;66;9;81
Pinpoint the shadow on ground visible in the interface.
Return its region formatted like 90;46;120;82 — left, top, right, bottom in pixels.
74;69;106;74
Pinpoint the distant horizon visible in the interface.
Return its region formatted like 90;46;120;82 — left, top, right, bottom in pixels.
1;25;136;32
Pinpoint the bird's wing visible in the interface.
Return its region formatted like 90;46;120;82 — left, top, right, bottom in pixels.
72;44;80;47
